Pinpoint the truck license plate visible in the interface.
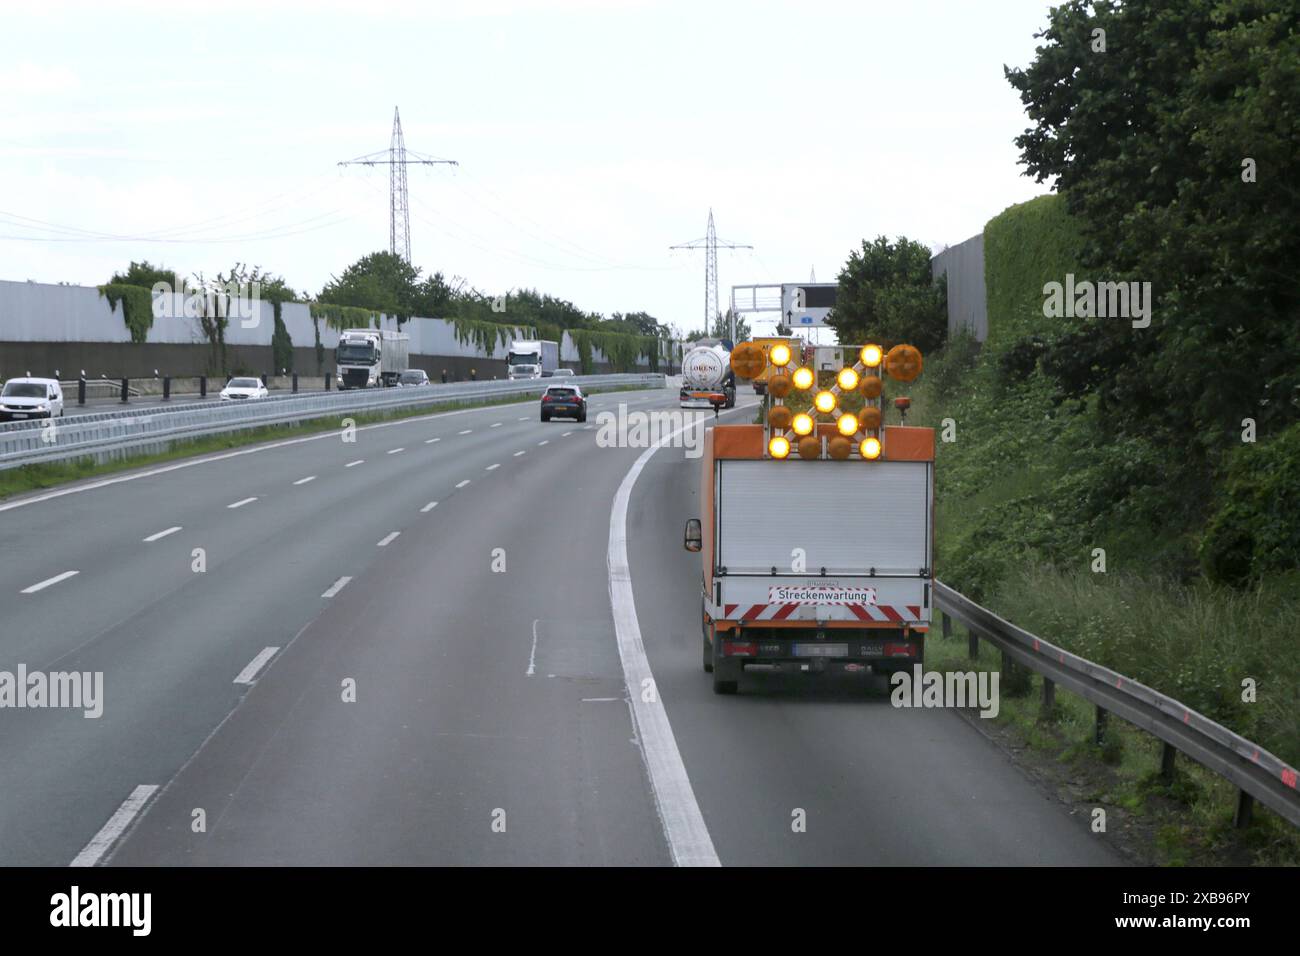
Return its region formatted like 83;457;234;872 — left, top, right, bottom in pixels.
793;643;848;658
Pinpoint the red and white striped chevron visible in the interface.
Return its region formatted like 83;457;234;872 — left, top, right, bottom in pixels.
720;602;924;623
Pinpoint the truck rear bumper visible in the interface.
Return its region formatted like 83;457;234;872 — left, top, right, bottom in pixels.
713;628;924;676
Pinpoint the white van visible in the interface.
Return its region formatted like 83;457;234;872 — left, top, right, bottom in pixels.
0;377;64;421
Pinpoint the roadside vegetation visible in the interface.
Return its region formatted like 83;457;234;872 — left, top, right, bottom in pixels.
805;0;1300;860
98;251;673;377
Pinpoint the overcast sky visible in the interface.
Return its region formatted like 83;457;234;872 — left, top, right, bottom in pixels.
1;0;1055;337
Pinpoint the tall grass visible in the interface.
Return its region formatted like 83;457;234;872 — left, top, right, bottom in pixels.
988;564;1300;768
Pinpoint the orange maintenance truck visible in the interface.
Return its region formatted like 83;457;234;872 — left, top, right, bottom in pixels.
684;340;934;694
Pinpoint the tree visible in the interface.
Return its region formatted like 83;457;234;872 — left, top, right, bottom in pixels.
413;272;453;318
1005;0;1300;453
686;310;750;343
189;263;299;374
826;236;947;352
109;260;179;290
319;251;423;318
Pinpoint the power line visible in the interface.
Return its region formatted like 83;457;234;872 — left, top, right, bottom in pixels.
338;106;457;263
670;208;751;336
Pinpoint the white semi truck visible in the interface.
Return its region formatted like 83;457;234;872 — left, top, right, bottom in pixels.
507;340;560;379
335;328;410;389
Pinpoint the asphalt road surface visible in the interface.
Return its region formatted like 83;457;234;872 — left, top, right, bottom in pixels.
0;385;1120;866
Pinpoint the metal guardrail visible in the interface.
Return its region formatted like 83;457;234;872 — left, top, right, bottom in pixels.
935;580;1300;829
0;373;665;470
60;378;141;398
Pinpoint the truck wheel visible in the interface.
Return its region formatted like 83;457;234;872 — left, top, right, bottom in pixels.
711;640;738;694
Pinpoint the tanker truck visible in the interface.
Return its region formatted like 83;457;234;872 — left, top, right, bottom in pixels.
679;338;736;410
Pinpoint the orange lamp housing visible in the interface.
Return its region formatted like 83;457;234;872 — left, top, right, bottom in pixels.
729;341;767;379
883;344;923;382
858;406;882;430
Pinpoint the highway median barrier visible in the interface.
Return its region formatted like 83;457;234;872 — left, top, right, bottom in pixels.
0;373;666;472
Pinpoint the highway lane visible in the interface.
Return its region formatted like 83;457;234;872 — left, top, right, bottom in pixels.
108;390;682;864
0;388;668;865
1;384;1124;866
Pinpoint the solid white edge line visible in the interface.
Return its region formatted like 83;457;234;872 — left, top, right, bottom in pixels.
142;526;182;543
21;570;80;594
377;531;400;547
233;646;280;685
69;784;159;867
606;405;755;867
321;576;351;598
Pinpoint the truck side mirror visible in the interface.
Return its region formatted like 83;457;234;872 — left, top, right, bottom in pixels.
684;518;702;552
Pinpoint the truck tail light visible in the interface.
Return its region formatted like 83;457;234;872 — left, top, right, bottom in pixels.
883;642;917;657
723;641;756;657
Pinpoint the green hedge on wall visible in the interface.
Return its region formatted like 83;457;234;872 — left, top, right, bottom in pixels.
982;193;1088;354
450;316;519;353
98;284;154;344
569;329;657;373
309;302;380;331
